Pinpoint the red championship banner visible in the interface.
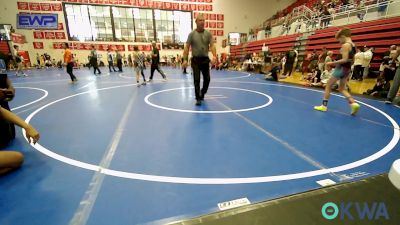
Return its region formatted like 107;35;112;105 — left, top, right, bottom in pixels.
217;14;224;21
128;45;134;51
217;30;224;36
210;30;216;36
193;12;198;18
55;32;66;39
73;43;81;50
81;0;90;3
163;2;173;9
197;4;205;11
147;0;154;8
53;42;63;49
189;4;197;11
33;42;44;49
84;43;92;50
116;45;125;51
51;4;63;11
205;4;212;11
172;3;180;10
209;21;216;28
29;2;41;11
89;0;98;3
217;22;224;29
74;43;84;50
40;3;52;11
33;31;44;39
137;0;148;7
204;21;208;28
205;0;212;3
180;3;189;10
17;2;29;10
11;33;26;44
45;32;56;39
198;0;205;2
58;23;64;30
209;14;216;20
153;1;163;9
101;44;110;51
189;0;197;2
96;44;104;51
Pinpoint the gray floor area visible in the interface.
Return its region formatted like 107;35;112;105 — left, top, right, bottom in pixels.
169;174;400;225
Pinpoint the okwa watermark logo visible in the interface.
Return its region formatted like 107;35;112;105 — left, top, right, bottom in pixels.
321;202;390;220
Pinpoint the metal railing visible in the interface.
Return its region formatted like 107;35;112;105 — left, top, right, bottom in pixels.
261;0;398;32
305;0;400;30
273;0;400;36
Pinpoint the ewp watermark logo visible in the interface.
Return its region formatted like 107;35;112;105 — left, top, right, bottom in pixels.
322;202;390;220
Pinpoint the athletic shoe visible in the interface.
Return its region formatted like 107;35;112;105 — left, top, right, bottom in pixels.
23;74;28;77
314;105;327;112
350;103;360;115
16;73;21;77
385;99;392;104
200;94;204;101
142;81;147;85
195;100;201;106
148;79;153;82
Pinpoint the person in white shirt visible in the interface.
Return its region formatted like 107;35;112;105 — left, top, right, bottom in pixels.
362;47;373;79
353;47;364;81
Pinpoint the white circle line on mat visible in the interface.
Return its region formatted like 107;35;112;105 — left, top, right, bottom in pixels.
144;86;273;113
23;82;399;184
11;87;48;111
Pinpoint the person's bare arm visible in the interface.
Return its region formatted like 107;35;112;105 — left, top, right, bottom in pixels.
182;44;190;68
0;107;40;144
210;41;217;60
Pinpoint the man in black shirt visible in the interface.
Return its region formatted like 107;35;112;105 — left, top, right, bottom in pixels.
283;48;297;77
149;41;167;81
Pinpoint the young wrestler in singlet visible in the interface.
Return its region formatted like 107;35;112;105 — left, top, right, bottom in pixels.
314;28;360;115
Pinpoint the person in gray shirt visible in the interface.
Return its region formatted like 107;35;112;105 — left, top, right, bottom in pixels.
182;14;217;106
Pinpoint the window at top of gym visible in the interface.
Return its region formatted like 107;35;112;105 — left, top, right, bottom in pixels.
113;7;135;42
64;3;192;43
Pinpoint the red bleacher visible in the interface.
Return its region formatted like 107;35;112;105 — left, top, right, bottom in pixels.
0;41;10;55
305;17;400;69
231;16;400;71
230;34;301;59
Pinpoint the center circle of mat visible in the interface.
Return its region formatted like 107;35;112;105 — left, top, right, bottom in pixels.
144;86;273;113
